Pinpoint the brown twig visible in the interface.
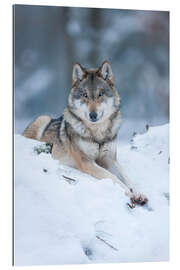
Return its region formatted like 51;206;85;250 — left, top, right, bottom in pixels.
62;175;76;183
96;235;118;251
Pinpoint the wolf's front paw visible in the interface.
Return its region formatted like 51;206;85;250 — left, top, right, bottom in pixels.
130;193;148;206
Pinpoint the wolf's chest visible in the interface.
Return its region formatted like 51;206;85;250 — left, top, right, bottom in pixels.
73;119;112;142
90;127;109;143
76;137;116;161
77;139;99;159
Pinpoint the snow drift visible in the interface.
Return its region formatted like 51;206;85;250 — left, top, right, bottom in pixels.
14;124;169;266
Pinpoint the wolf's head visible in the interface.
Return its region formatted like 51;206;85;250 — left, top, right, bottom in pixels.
68;61;120;124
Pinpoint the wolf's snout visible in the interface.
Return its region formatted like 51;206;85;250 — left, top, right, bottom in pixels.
89;111;97;122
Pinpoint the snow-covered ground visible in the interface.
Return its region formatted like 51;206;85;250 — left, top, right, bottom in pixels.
14;124;169;266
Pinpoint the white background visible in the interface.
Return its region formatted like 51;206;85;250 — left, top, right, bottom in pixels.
0;0;179;269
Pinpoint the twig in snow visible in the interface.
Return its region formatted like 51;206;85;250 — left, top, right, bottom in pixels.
96;235;118;251
62;175;76;184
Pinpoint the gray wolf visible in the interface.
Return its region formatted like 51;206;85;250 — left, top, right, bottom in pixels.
23;61;148;206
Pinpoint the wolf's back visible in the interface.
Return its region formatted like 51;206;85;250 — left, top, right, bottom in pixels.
22;115;63;143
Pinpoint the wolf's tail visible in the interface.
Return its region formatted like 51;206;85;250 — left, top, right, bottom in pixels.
22;115;63;143
22;115;51;142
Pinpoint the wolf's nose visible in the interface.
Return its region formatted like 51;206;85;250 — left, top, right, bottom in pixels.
89;111;97;122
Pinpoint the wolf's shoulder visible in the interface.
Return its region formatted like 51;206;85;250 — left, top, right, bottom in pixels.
41;115;63;142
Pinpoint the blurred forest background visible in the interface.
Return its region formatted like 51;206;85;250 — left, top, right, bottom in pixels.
14;5;169;141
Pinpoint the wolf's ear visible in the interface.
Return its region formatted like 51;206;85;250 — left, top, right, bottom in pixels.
72;63;86;84
99;61;114;83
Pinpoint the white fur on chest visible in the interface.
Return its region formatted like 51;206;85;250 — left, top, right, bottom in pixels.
77;138;99;160
88;121;110;141
77;137;117;161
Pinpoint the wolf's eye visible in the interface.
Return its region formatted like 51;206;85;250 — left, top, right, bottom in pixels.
83;92;88;98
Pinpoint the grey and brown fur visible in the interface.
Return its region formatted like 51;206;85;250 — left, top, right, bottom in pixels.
23;61;148;206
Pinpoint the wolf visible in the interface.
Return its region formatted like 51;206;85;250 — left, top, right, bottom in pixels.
23;61;148;206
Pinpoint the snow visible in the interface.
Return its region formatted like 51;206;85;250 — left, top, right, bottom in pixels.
14;124;169;266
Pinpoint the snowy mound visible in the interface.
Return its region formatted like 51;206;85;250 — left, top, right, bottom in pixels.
14;124;169;266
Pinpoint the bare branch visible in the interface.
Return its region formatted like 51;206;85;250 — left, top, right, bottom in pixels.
62;175;76;184
96;235;118;251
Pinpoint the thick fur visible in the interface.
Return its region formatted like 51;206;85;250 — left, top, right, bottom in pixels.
23;61;148;206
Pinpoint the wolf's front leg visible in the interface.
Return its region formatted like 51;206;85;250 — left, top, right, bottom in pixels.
98;157;148;206
70;151;134;201
110;160;148;205
77;160;133;195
